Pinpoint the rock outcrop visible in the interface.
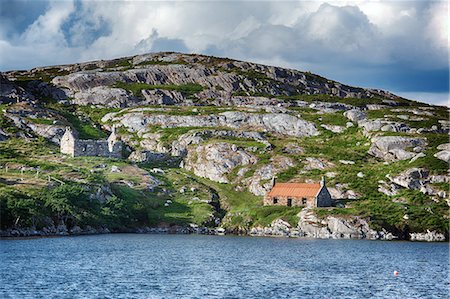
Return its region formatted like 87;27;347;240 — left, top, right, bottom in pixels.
0;74;35;104
184;142;257;183
409;230;446;242
243;156;295;196
344;109;367;123
110;111;319;138
434;143;450;163
368;136;427;161
249;209;395;240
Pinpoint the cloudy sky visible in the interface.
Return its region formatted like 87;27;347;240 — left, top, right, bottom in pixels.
0;0;448;105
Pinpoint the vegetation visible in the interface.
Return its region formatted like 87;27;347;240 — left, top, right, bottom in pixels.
1;54;448;239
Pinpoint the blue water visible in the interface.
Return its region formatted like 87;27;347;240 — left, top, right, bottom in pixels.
0;234;448;298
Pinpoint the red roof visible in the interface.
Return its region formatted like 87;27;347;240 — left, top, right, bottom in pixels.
268;183;322;198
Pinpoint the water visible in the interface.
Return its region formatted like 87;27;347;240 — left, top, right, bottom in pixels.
0;234;448;298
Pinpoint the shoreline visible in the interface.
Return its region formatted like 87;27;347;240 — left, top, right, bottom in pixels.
1;226;447;242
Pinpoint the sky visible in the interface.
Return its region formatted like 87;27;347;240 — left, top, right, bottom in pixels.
0;0;448;106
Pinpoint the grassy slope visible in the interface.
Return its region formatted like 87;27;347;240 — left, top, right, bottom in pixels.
1;56;449;236
1;101;448;236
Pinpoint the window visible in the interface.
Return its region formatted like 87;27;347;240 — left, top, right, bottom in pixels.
273;197;278;204
287;198;292;207
302;198;307;205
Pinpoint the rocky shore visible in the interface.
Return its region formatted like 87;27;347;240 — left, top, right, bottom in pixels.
2;214;446;242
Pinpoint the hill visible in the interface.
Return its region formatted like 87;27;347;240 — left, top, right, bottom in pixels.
1;52;448;241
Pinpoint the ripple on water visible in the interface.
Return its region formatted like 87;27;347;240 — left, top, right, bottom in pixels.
0;235;448;299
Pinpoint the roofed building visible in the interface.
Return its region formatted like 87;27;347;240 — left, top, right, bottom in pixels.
264;177;333;208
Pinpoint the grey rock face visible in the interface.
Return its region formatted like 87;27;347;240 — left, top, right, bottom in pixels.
368;136;427;161
282;143;305;155
296;208;382;239
46;53;395;107
184;142;257;183
141;89;185;105
3;104;68;143
434;150;450;163
111;111;319;137
388;168;429;190
344;109;367;123
171;129;269;157
0;74;35;104
244;156;295;196
328;184;359;199
409;230;446;242
303;157;334;170
437;143;450;150
73;86;132;108
249;219;295;237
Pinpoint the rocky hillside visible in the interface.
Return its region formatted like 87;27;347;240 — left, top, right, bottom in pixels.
1;52;448;241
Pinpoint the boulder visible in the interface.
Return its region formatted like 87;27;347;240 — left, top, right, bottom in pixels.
409;230;446;242
434;150;450;163
368;136;427;161
437;143;450;150
343;109;367;123
183;142;257;183
297;208;380;239
282;143;305;155
303;157;334;170
321;124;346;133
387;168;429;190
378;180;402;196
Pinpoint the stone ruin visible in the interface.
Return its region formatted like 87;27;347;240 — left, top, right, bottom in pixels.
60;126;123;158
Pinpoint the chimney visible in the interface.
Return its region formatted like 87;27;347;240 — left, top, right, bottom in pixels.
271;176;276;188
320;176;326;187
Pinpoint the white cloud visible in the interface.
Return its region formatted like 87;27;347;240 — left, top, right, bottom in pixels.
0;0;447;106
22;0;74;45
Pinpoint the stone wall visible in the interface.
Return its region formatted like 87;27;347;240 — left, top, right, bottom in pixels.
73;139;122;158
60;127;122;158
264;195;316;207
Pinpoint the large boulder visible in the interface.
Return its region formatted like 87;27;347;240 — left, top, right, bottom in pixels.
387;168;429;190
343;109;367;123
434;145;450;163
368;136;427;161
297;208;381;239
183;142;257;183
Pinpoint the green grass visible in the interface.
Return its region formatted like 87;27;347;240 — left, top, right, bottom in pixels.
25;117;54;125
46;104;107;140
136;59;186;66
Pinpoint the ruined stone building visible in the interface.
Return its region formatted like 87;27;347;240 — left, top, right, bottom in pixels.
60;127;123;158
264;177;333;208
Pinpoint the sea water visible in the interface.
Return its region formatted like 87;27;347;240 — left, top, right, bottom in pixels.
0;234;448;298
